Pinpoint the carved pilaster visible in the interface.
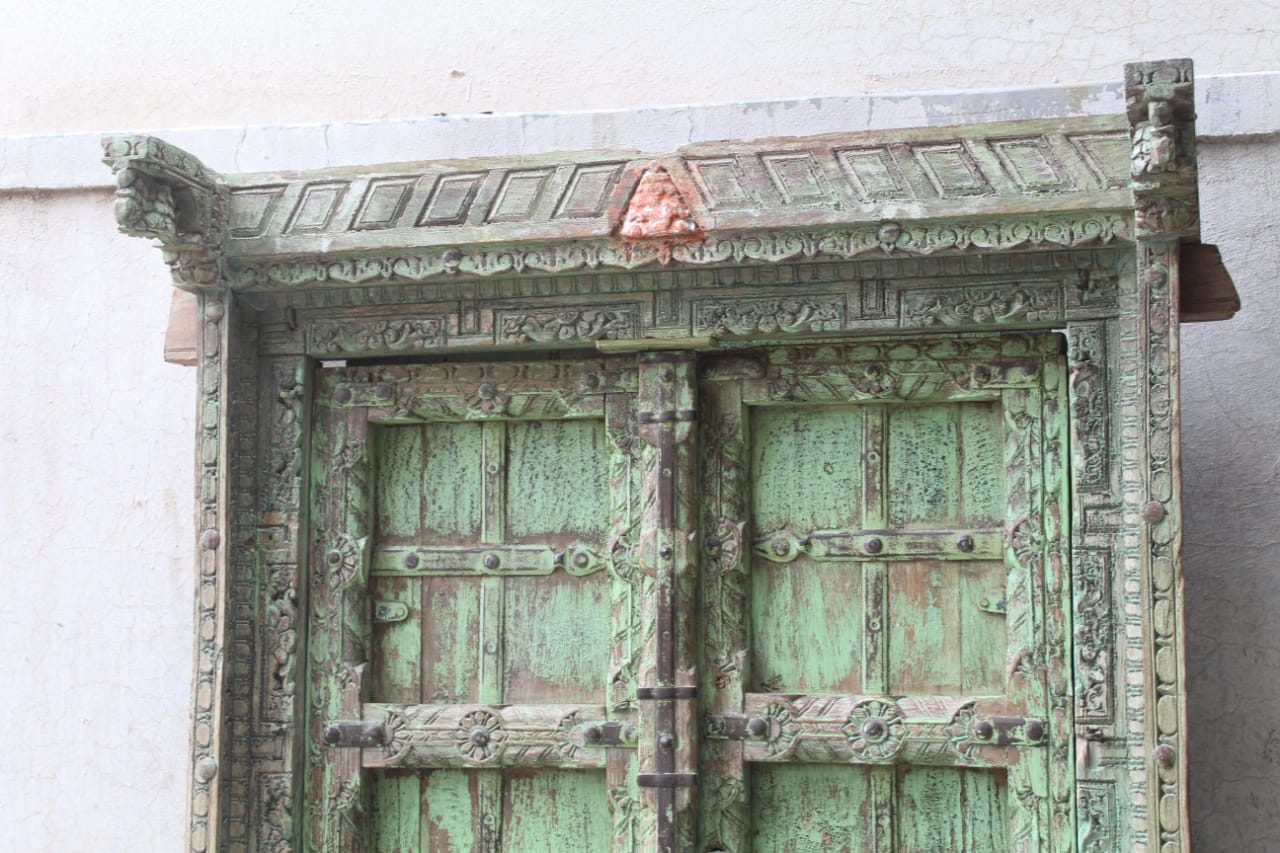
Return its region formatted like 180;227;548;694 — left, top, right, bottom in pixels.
1126;59;1200;241
102;135;228;289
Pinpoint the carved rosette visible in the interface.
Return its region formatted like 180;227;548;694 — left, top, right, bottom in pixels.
842;699;905;761
456;709;507;764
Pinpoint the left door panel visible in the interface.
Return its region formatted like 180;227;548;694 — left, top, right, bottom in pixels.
305;357;648;853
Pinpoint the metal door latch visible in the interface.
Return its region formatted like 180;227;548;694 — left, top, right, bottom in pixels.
322;720;385;748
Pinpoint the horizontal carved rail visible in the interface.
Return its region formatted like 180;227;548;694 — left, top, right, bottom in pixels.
363;703;633;770
753;528;1003;563
714;693;1044;768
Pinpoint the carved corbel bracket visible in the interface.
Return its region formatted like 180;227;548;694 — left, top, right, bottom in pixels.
101;135;228;289
1125;58;1200;241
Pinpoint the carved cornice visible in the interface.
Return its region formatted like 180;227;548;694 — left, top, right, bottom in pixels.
230;212;1130;290
102;135;228;289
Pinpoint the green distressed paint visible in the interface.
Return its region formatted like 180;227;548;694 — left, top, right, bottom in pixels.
506;419;609;544
501;770;612;851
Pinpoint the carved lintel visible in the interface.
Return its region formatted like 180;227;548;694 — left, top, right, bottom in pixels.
102;135;228;289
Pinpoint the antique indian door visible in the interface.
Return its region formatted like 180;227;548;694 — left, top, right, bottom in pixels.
306;334;1070;851
105;59;1223;853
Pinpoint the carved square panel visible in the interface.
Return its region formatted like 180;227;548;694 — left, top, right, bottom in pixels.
991;138;1074;192
417;173;485;226
760;153;834;206
1067;132;1131;189
285;182;349;233
554;163;625;218
835;148;912;202
687;157;757;209
912;143;992;197
487;169;553;222
351;177;416;230
228;186;286;238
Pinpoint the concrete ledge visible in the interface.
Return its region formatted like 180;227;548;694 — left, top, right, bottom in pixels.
2;72;1275;191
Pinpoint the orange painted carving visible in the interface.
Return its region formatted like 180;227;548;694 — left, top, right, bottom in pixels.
618;167;699;239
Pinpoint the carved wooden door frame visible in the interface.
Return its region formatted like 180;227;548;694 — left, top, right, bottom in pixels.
105;59;1210;853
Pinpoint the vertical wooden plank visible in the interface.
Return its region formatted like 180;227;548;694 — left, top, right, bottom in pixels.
896;767;1009;852
957;401;1004;526
750;403;864;694
481;421;507;547
861;407;889;697
749;765;875;852
376;426;424;542
698;378;749;853
478;421;506;852
957;561;1008;695
503;571;611;704
479;422;506;708
417;577;482;705
501;770;613;852
887;404;959;529
605;391;650;852
372;426;423;706
887;561;962;694
419;422;485;544
750;405;863;533
370;576;423;703
751;559;864;693
370;772;421;853
1002;385;1052;852
505;419;608;546
421;770;475;852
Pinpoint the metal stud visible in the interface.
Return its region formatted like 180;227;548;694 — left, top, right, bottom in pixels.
403;552;420;569
747;717;768;737
334;387;352;404
865;537;884;555
956;534;975;553
658;734;675;750
861;718;888;740
975;721;994;739
1025;721;1045;741
1142;501;1166;523
469;727;490;747
483;553;500;570
583;726;603;744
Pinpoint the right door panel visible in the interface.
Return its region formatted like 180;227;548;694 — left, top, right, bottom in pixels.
698;334;1072;853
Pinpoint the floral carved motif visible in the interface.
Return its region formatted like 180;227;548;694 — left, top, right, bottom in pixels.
694;296;844;336
497;308;639;343
902;286;1061;327
308;317;446;355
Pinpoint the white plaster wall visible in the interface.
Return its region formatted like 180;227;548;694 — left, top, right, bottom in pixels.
1;4;1278;850
0;190;196;850
1;0;1278;134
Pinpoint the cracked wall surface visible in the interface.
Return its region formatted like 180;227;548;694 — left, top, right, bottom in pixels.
0;7;1278;850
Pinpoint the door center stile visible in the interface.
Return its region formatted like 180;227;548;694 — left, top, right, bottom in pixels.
636;352;700;853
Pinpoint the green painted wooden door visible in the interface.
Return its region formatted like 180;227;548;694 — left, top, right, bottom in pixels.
306;357;649;852
306;334;1072;852
697;335;1072;852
